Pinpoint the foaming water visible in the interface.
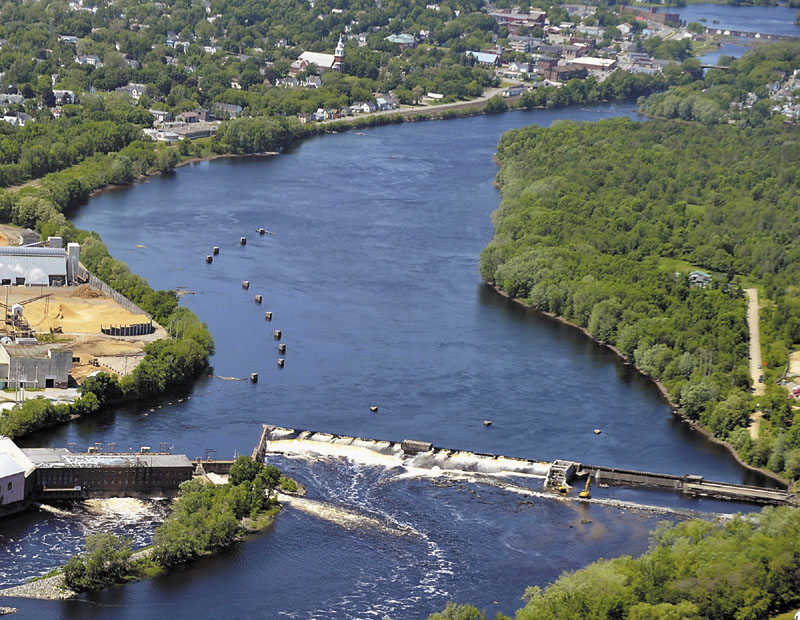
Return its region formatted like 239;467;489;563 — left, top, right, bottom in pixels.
0;499;170;587
264;427;550;479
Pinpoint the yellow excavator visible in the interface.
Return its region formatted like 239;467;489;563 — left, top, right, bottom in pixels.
579;478;591;499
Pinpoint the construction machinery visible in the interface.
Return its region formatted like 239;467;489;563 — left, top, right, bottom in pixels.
579;478;591;499
0;292;53;337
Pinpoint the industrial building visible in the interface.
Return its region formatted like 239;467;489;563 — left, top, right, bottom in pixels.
0;343;73;389
0;437;36;516
0;240;81;286
23;448;194;499
0;436;195;516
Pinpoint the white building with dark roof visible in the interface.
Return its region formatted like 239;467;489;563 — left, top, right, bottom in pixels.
0;437;36;515
0;243;80;286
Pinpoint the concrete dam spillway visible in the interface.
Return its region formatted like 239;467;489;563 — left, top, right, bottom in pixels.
254;425;796;506
252;424;551;479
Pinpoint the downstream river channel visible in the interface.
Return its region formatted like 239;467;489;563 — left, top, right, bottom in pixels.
0;103;775;619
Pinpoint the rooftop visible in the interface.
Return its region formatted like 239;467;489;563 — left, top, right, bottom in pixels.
0;437;35;475
0;452;25;478
2;344;68;359
23;448;193;469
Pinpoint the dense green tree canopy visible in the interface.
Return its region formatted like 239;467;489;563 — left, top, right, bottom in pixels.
482;117;800;475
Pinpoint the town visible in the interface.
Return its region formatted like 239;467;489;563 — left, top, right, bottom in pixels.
1;0;797;141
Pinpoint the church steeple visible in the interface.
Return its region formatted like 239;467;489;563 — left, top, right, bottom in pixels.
334;35;344;72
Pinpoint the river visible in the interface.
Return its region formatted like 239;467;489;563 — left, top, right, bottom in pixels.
659;3;800;37
0;103;775;619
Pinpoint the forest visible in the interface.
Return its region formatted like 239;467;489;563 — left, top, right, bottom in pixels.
480;118;800;477
642;40;800;126
429;505;800;620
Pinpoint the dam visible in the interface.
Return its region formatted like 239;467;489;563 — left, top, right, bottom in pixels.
253;424;796;507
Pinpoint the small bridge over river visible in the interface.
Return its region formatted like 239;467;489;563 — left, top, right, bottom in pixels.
254;424;796;507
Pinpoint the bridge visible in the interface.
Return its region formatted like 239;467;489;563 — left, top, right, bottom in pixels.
701;64;732;72
705;27;799;42
254;424;796;507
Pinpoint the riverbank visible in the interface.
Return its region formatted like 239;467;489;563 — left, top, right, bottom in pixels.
487;283;789;487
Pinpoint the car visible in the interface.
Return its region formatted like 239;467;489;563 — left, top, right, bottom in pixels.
759;374;763;383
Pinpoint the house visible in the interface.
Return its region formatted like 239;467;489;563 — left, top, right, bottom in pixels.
195;108;214;122
276;76;299;88
115;82;147;100
375;94;397;110
176;111;200;123
689;271;712;288
0;94;25;105
351;101;376;113
74;54;102;67
507;61;530;74
58;35;79;44
304;75;322;88
166;31;178;47
213;102;243;119
2;115;25;127
466;51;501;67
149;109;173;123
385;33;417;51
52;90;74;105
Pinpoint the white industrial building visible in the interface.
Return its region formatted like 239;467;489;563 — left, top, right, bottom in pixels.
0;437;35;515
0;241;80;286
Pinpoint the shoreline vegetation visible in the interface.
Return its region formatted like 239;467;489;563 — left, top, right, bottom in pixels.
490;284;789;487
430;504;800;620
480;116;800;484
0;456;296;601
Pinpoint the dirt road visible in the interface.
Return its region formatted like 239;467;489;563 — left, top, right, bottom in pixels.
746;288;765;438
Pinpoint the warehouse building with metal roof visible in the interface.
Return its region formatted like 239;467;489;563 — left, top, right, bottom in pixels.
0;242;80;286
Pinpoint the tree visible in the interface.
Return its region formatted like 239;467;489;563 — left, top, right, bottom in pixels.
680;380;720;420
64;533;132;592
228;455;266;486
429;603;491;620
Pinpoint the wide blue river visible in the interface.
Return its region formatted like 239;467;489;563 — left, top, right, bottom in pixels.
0;101;773;619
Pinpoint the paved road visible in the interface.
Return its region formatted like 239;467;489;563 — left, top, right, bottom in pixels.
321;85;513;125
746;288;765;438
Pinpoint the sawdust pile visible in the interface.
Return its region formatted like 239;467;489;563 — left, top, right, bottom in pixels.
71;285;105;299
